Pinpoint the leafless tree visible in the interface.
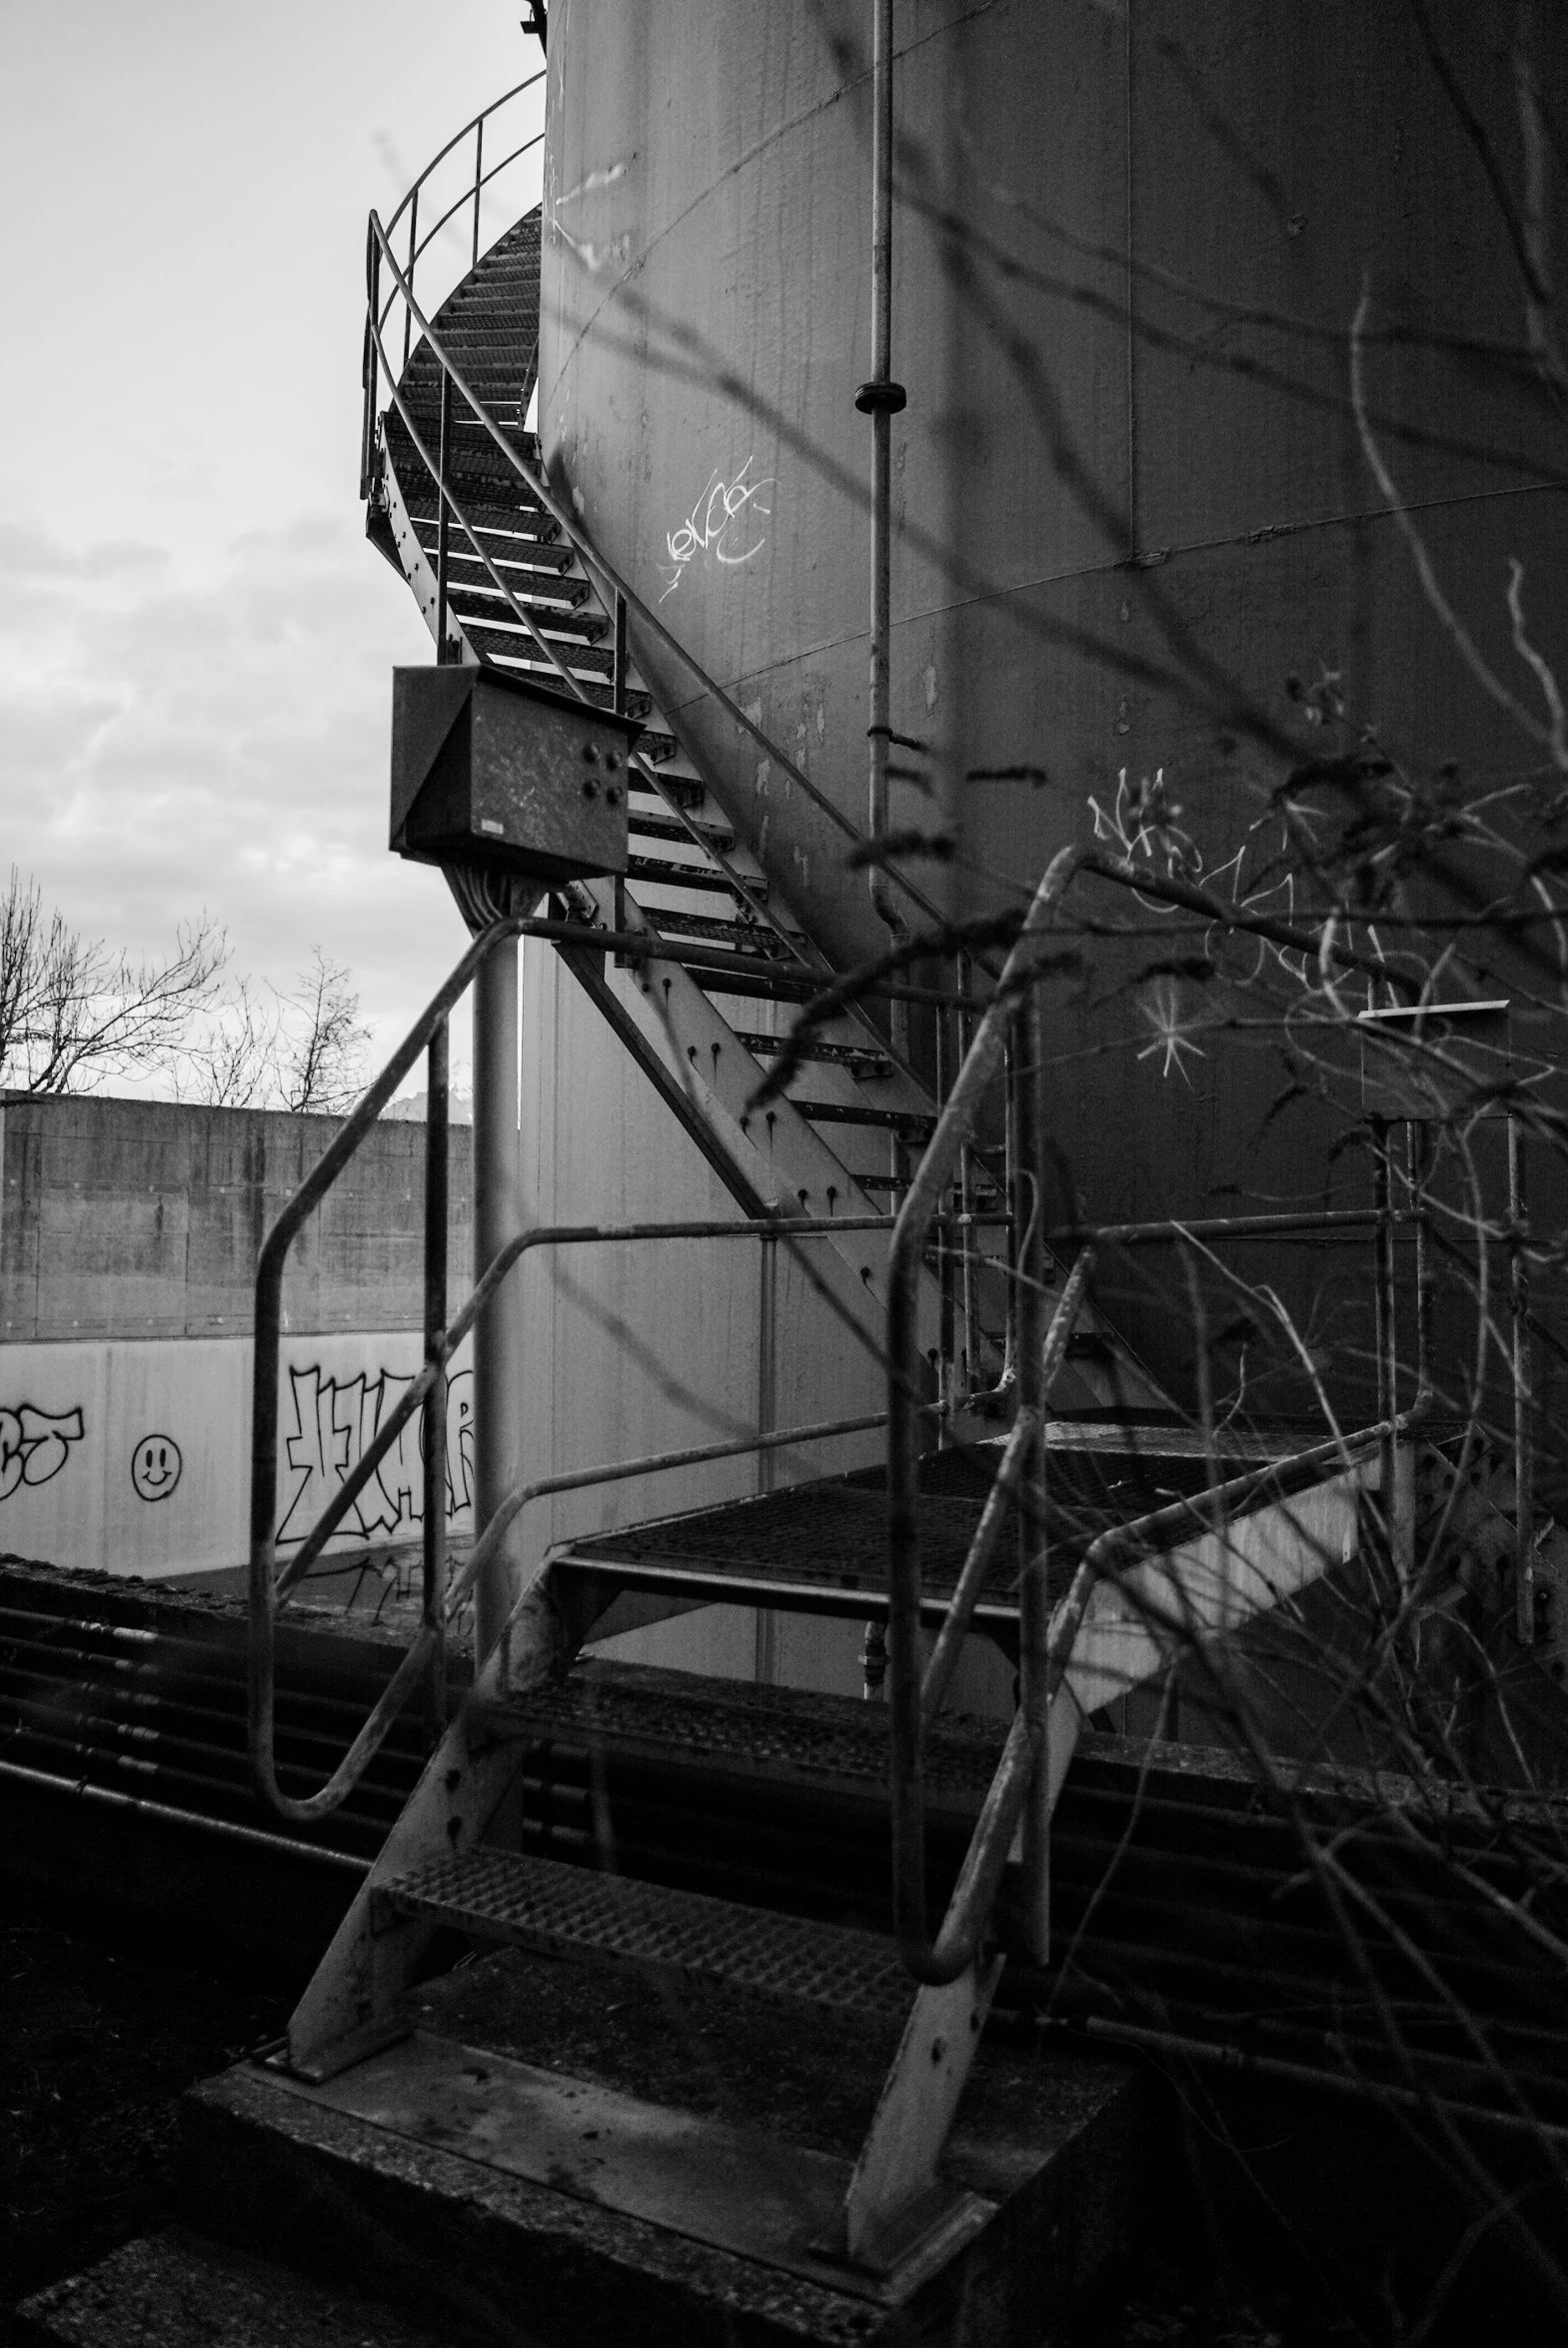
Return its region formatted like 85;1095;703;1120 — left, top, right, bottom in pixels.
0;869;225;1098
273;947;372;1116
189;975;284;1109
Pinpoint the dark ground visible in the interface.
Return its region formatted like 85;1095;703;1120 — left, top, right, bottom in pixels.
0;1896;291;2344
0;1884;1504;2348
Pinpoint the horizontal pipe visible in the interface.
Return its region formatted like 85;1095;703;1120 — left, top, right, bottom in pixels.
1046;1207;1416;1247
1030;2009;1568;2151
0;1754;368;1873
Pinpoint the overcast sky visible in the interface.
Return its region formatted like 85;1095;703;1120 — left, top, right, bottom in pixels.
0;1;546;1092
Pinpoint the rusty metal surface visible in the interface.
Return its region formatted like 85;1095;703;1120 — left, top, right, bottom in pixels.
565;1439;1262;1607
485;1656;1006;1810
384;1846;914;2018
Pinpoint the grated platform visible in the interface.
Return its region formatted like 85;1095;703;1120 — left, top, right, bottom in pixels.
559;1436;1283;1620
381;1845;914;2018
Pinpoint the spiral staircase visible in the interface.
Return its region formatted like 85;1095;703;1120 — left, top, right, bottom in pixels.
366;203;1168;1418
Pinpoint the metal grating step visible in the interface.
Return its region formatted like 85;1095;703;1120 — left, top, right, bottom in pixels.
628;809;736;851
625;854;762;899
479;1658;1004;1810
795;1100;936;1135
381;1845;913;2018
733;1031;893;1077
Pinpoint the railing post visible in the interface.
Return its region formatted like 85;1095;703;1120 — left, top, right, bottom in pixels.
473;930;528;1661
1510;1114;1536;1645
361;223;382;502
1014;983;1051;1963
422;1019;450;1734
435;369;454;661
473;116;485;270
403;188;419;373
1371;1116;1413;1585
612;591;629;716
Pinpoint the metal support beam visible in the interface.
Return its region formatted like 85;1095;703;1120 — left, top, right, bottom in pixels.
474;932;526;1661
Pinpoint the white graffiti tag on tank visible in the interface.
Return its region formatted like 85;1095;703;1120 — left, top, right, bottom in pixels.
0;1405;85;1499
659;460;775;600
277;1365;474;1547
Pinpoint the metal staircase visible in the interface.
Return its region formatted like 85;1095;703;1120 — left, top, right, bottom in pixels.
18;77;1568;2348
362;161;1164;1423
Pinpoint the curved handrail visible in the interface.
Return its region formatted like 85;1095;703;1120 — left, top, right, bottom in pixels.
366;300;826;982
386;128;546;327
383;74;545;249
365;207;949;939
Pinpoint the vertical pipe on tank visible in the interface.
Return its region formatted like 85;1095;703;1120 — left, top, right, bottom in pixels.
857;0;909;1055
1015;985;1051;1961
473;936;527;1660
1510;1116;1535;1646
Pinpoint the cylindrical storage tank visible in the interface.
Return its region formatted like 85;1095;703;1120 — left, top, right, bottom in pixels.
540;0;1567;1422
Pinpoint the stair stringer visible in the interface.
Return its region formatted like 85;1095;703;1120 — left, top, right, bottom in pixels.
285;1566;582;2078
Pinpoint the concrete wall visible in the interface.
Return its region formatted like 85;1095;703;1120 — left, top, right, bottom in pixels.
1;1094;471;1342
0;1096;476;1582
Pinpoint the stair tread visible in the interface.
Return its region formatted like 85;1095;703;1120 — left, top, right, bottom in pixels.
641;907;797;952
794;1100;936;1133
733;1031;892;1073
629;810;737;850
481;1657;1006;1806
626;854;761;898
384;1844;914;2017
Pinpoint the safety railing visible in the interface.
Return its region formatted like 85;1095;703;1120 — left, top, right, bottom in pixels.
362;203;952;948
879;848;1449;1985
360;73;547;500
248;911;998;1825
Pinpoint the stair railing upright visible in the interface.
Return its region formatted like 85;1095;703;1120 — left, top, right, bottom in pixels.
248;911;998;1827
881;850;1449;1987
361;72;546;499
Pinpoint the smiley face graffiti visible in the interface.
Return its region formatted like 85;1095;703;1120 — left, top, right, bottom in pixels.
131;1433;183;1503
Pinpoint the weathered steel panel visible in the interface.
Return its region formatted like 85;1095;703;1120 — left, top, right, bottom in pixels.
540;0;1568;1409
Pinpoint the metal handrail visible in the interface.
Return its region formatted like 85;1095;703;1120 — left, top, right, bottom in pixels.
248;901;971;1824
362;77;545;495
364;208;949;939
381;75;545;252
883;846;1083;1983
366;287;836;990
878;843;1449;1985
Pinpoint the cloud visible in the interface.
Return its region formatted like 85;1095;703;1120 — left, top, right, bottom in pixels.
0;510;470;1072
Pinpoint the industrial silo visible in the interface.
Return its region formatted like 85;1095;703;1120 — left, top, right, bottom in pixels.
538;0;1567;1419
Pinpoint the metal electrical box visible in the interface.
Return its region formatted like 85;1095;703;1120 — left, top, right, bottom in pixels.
389;665;639;883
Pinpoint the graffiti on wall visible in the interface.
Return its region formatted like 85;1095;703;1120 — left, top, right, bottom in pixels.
277;1364;474;1548
131;1434;182;1502
659;459;775;600
0;1405;86;1499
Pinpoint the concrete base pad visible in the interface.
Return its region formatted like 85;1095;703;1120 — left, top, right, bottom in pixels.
11;2226;452;2348
178;1948;1155;2348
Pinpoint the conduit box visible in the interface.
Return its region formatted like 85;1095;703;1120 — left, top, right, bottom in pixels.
389;665;639;882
